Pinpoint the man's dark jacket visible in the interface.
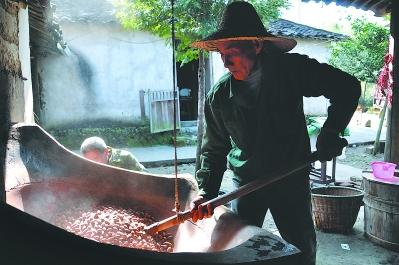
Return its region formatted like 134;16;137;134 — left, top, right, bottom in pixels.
196;51;361;198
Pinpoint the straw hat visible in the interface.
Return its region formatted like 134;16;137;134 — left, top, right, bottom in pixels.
191;1;296;52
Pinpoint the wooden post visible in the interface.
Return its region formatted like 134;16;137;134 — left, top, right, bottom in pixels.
31;56;43;124
0;2;16;203
0;73;10;203
373;99;388;155
139;90;146;120
384;1;399;164
195;51;206;172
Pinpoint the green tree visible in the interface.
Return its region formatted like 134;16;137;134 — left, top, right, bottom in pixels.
329;18;389;83
329;18;389;156
114;0;289;170
114;0;289;64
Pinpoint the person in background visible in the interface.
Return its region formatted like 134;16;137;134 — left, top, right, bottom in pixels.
80;136;146;172
189;2;361;265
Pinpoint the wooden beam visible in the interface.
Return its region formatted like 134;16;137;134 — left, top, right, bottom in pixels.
139;90;145;120
195;51;206;172
384;0;399;163
0;72;10;203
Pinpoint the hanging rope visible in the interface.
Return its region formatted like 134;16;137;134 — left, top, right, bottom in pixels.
171;0;181;218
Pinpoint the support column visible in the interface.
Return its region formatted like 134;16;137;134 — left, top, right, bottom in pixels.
195;51;206;172
384;1;399;163
0;74;10;203
0;1;26;202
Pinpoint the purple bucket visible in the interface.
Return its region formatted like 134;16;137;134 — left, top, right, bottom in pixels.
371;161;397;179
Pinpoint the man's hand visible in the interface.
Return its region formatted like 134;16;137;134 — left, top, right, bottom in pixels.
190;195;214;222
316;128;348;162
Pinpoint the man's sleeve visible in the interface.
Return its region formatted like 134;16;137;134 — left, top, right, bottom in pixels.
292;54;361;134
196;98;231;199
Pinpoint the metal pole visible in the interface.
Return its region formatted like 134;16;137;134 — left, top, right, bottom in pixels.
170;0;180;214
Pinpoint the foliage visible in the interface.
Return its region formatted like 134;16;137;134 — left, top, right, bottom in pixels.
329;17;389;83
49;125;196;150
114;0;289;64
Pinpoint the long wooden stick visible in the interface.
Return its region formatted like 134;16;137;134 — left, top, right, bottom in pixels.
373;99;388;155
145;151;319;234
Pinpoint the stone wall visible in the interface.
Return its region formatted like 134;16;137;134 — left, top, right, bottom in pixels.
0;1;33;201
0;1;24;123
0;0;22;201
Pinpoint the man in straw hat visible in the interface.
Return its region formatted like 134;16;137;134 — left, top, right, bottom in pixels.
190;1;360;264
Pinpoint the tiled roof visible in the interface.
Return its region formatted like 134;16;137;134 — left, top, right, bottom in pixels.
51;0;116;24
269;19;347;41
302;0;391;16
28;0;67;55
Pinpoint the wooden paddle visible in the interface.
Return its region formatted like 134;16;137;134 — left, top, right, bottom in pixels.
144;151;321;235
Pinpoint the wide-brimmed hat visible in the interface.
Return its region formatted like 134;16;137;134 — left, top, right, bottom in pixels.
191;1;296;52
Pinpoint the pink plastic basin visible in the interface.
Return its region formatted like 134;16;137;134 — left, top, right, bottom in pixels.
371;161;397;179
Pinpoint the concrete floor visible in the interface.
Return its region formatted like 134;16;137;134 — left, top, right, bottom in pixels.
312;164;399;265
262;206;399;265
239;162;399;265
148;163;399;265
316;209;399;265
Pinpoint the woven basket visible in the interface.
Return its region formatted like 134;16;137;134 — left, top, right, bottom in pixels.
311;186;364;233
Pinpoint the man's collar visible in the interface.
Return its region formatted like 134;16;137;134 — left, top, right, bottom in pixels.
228;58;263;99
228;76;234;98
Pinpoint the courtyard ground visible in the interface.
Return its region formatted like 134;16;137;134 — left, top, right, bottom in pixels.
71;111;398;263
146;144;398;265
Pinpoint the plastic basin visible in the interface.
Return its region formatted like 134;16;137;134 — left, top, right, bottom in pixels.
371;161;397;180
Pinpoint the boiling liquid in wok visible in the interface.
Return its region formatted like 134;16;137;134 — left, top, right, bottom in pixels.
52;204;174;252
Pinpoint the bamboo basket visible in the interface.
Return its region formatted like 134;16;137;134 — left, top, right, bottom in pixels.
311;186;364;233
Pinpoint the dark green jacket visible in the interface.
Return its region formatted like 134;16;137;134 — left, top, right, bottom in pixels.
107;147;146;172
196;52;361;198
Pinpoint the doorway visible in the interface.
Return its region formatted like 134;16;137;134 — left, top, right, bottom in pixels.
177;60;199;121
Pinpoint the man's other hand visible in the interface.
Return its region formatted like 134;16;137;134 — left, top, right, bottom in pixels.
316;128;348;162
190;195;214;222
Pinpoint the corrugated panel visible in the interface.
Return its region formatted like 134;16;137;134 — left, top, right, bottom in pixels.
302;0;391;16
148;90;181;134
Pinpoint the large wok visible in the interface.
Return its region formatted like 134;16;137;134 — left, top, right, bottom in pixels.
1;123;300;264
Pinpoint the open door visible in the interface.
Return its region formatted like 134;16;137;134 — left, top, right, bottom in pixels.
177;60;199;122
